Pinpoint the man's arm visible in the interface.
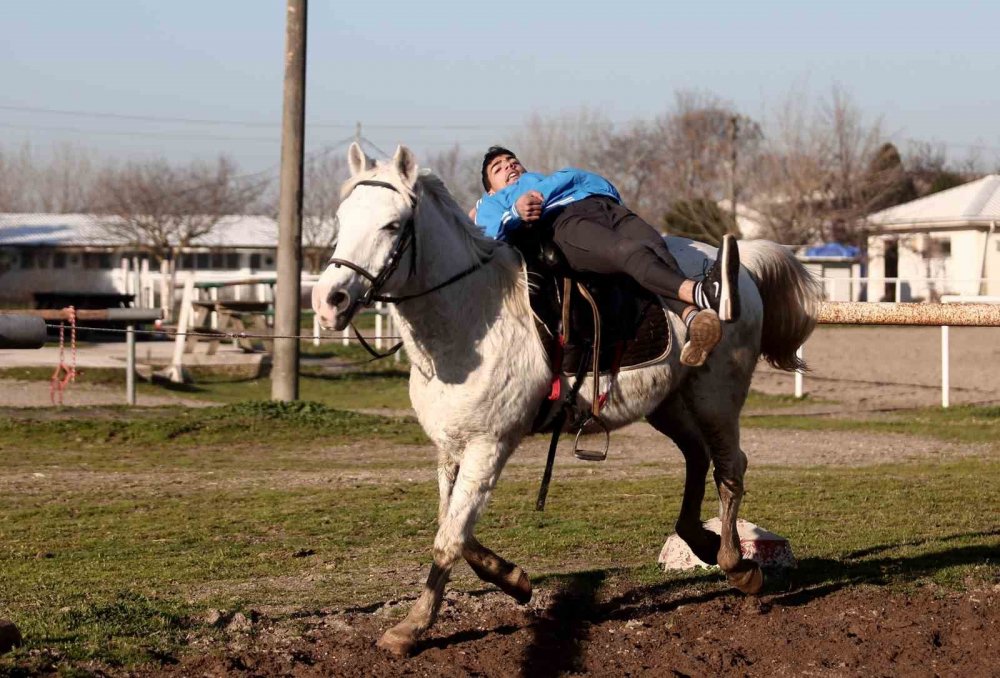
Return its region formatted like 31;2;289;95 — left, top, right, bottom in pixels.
475;192;541;240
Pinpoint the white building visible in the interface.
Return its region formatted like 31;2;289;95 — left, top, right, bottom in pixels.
0;213;333;305
866;175;1000;301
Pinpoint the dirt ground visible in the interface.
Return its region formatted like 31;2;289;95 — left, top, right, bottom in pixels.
5;326;1000;676
164;584;1000;677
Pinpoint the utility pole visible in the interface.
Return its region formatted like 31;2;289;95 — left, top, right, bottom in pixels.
271;0;308;402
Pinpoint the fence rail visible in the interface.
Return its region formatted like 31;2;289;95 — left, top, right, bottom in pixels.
817;301;1000;327
796;299;1000;406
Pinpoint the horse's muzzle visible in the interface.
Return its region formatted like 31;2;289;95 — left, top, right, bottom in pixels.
327;288;355;331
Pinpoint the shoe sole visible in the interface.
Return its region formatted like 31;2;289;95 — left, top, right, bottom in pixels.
718;235;741;323
680;309;722;367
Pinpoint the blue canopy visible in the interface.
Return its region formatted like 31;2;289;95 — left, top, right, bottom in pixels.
805;242;860;258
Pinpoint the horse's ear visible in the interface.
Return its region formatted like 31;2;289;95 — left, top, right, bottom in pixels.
348;142;375;176
392;145;418;187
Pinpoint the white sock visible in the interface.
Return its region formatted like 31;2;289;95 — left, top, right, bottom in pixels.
693;281;710;309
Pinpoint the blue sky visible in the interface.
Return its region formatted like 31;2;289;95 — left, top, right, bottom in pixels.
2;0;998;173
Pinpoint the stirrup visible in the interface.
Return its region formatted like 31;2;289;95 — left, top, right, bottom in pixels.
572;415;610;461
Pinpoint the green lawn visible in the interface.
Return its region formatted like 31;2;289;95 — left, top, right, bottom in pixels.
0;402;997;672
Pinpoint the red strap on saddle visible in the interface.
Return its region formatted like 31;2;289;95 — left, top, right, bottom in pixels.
547;334;565;401
596;341;626;412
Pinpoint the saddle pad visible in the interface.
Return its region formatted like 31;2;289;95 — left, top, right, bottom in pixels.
616;300;672;372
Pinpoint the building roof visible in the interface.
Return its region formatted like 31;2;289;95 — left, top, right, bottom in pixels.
0;213;289;248
867;174;1000;231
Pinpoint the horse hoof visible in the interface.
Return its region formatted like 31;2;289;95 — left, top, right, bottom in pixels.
509;567;532;605
377;625;417;658
727;560;764;595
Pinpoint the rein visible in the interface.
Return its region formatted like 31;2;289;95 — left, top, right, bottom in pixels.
328;178;494;360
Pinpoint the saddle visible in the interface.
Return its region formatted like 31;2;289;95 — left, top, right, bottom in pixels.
511;229;674;442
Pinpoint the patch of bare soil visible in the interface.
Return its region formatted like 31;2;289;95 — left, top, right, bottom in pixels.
755;326;1000;411
150;582;999;677
0;378;211;409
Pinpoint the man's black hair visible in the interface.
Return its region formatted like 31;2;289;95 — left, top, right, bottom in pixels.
481;145;516;191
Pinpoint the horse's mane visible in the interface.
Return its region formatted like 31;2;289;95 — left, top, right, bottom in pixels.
414;170;530;317
414;170;496;262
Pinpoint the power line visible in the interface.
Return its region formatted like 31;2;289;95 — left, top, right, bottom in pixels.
0;121;280;143
0;103;516;131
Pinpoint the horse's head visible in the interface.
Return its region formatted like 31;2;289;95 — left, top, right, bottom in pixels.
313;143;419;330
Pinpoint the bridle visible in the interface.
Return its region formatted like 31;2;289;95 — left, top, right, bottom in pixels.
326;178;494;358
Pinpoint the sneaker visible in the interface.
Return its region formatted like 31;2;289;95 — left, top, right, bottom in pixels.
697;234;741;323
680;309;721;367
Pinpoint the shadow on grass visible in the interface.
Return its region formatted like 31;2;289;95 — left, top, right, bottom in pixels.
776;538;1000;607
302;370;409;383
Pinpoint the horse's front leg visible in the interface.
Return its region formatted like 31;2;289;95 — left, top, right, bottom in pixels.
463;536;532;604
435;460;531;604
378;439;508;657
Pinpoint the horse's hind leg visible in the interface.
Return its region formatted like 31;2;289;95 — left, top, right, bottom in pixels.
647;394;720;565
378;440;509;657
696;411;763;595
434;459;532;603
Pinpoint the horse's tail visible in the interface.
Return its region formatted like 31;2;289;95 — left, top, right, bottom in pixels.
740;240;823;371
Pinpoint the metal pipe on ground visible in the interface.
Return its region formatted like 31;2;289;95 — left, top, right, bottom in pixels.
0;316;48;349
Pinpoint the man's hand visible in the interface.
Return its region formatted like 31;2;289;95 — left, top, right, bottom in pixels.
515;190;544;223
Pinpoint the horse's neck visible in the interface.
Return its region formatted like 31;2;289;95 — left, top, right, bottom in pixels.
390;198;522;365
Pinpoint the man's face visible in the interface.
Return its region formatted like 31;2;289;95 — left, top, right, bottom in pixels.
486;154;525;194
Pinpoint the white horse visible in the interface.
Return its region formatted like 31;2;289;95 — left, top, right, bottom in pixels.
312;144;822;656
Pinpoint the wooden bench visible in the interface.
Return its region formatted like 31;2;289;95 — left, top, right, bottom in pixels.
186;300;273;354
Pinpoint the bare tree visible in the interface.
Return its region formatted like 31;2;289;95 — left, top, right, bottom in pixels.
0;142;102;213
513;108;611;173
423;144;482;213
657;91;762;230
749;85;888;245
94;155;267;263
301;151;347;272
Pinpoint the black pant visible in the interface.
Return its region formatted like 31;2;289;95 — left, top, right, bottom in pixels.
550;197;689;309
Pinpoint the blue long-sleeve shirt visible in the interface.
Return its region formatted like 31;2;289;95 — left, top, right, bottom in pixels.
474;168;621;241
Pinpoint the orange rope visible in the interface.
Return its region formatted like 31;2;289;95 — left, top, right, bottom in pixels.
49;306;78;405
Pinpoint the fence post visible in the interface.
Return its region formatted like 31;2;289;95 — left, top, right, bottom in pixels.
941;325;950;408
159;260;171;322
375;302;384;350
126;323;137;405
168;275;195;383
794;345;805;399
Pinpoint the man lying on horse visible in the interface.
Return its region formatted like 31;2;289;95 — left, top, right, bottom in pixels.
471;146;741;367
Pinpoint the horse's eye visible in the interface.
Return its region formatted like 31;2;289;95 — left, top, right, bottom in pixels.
382;221;401;232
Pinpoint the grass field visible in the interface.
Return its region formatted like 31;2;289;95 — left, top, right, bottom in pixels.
0;396;998;672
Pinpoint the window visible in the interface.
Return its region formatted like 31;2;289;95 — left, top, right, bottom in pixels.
226;252;240;269
249;253;261;269
21;250;35;269
53;252;67;269
924;237;951;258
196;252;210;269
82;252;113;269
